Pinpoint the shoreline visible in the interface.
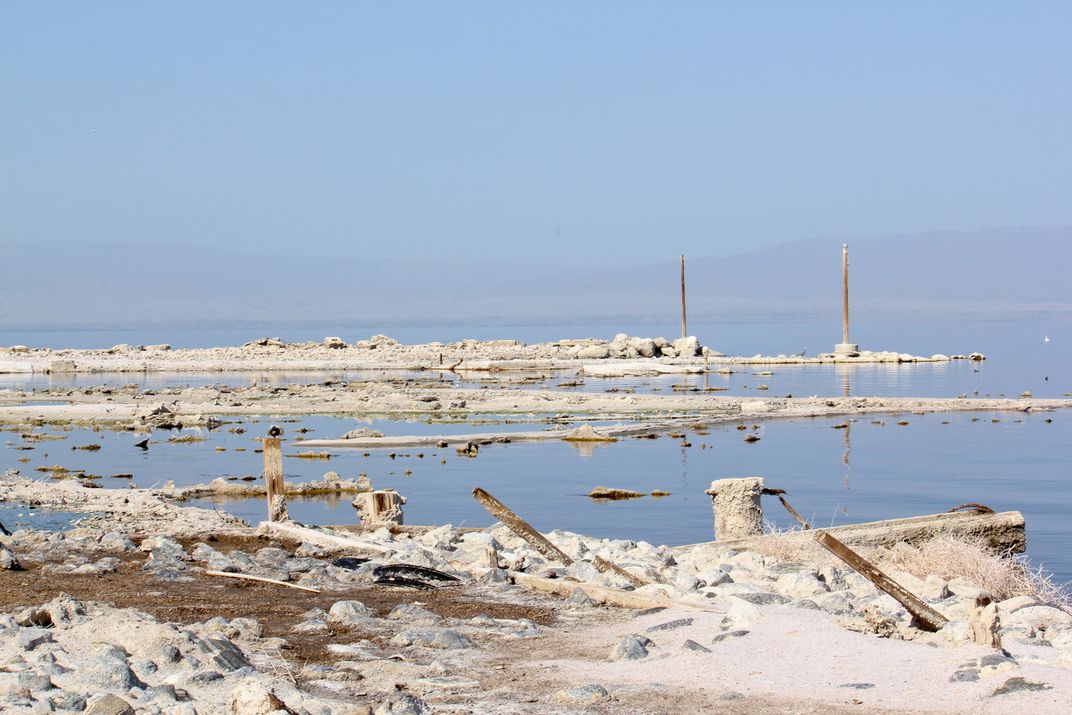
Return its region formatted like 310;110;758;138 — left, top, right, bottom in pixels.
1;334;982;376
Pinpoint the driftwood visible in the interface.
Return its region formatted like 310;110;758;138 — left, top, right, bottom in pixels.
256;520;393;556
473;487;648;587
681;510;1026;555
204;570;321;593
814;530;949;632
777;495;812;529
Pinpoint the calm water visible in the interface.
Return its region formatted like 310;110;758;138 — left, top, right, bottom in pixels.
3;410;1069;584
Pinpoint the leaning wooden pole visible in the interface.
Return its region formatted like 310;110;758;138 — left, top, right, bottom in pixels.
814;530;948;632
680;254;687;339
842;243;850;345
472;487;647;586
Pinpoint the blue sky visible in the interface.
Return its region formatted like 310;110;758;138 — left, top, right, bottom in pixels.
2;1;1070;263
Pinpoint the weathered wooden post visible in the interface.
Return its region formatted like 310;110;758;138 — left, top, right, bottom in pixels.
263;429;288;522
834;244;859;356
680;254;687;339
705;477;765;540
353;490;406;526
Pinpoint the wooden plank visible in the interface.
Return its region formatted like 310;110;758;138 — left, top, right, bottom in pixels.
814;530;949;632
204;570;321;593
256;520;393;556
679;510;1025;555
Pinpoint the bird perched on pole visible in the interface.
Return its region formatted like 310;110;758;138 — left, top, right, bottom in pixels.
267;425;283;438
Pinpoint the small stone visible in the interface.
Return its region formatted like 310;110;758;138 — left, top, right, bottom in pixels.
991;677;1052;696
711;629;750;643
681;639;711;653
566;588;595;606
387;603;442;626
328;600;373;626
17;671;53;692
553;684;610;704
732;592;791;606
609;634;651;661
292;619;329;633
49;691;86;711
15;628;53;650
646;618;693;633
374;691;428;714
949;669;980;683
83;694;135;715
390;628;473;650
839;683;875;690
227;678;289;715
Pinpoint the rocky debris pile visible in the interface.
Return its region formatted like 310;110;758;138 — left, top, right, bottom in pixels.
168;471;373;500
4;505;1072;711
563;334;711;360
0;593;385;714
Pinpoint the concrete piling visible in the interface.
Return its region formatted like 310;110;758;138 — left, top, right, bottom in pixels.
705;477;766;540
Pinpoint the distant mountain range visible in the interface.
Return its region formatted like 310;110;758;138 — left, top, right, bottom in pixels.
2;226;1070;329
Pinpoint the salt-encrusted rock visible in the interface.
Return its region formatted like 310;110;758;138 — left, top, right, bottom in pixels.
698;567;733;587
14;627;54;650
672;336;700;357
646;618;693;633
722;597;761;628
818;565;848;591
374;691;428;715
553;684;610;704
732;591;791;606
609;634;651;661
566;588;595;606
991;677;1051;696
0;544;21;571
576;345;611;359
82;646;142;690
1004;605;1072;632
996;596;1036;615
328;600;373;626
228;677;289;715
323;337;346;349
775;573;829;600
388;604;442;626
565;560;601;583
292;619;329;633
629;338;657;357
16;670;53;692
712;629;750;643
84;693;135;715
390;628;473;650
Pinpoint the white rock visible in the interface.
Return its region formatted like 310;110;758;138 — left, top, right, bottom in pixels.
723;597;762;628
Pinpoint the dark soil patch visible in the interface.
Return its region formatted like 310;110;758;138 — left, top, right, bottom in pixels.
2;550;555;668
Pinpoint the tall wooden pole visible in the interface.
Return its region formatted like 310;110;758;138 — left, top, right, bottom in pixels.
680;254;687;338
841;244;850;345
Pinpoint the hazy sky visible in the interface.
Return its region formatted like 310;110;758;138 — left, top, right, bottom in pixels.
3;2;1070;264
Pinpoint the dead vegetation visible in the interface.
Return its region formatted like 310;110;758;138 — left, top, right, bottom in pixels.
753;524;1069;607
881;534;1071;606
